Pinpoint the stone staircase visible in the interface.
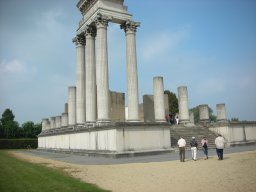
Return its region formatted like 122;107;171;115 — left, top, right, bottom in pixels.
170;125;218;150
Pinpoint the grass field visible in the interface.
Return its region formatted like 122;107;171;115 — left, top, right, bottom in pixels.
0;150;110;192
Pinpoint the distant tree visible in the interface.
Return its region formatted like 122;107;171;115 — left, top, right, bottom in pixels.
164;90;179;115
230;117;239;122
0;109;19;138
190;106;216;124
22;121;42;138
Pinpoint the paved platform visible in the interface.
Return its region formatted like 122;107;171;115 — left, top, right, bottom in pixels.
17;144;256;165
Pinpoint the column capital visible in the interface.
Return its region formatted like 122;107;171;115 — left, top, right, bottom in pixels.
121;20;140;33
94;14;111;29
72;35;85;46
85;25;96;38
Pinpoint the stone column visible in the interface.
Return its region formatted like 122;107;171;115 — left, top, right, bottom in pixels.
216;103;227;121
50;117;56;129
121;21;140;121
45;119;50;130
68;86;76;126
42;118;48;131
55;116;61;128
199;104;210;122
73;35;86;125
95;15;110;122
153;76;165;122
64;103;68;113
177;86;190;123
61;113;68;127
85;26;97;122
189;111;195;125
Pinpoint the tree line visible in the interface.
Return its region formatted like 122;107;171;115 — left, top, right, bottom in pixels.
0;108;41;139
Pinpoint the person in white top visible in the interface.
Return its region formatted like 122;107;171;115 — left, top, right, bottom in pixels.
177;136;186;162
215;134;226;160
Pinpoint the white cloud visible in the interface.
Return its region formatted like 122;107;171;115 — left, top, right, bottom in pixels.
140;26;190;62
0;59;27;75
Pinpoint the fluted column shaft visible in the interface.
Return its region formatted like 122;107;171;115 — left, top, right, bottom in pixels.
50;117;56;129
121;21;140;121
85;27;97;122
73;36;86;124
95;16;110;122
153;76;165;122
177;86;190;123
68;86;76;126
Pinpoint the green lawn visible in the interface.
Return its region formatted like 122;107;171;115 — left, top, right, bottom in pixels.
0;150;110;192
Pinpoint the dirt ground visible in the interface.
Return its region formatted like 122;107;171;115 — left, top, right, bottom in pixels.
9;150;256;192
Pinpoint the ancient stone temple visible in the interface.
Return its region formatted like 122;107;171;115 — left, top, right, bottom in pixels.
38;0;170;157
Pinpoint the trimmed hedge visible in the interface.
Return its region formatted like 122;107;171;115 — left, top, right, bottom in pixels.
0;139;38;149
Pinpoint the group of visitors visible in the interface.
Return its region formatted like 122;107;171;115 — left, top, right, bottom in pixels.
177;134;226;162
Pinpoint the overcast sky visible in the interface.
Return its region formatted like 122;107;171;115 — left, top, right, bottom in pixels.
0;0;256;124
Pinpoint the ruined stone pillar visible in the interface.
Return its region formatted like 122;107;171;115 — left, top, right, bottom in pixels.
68;86;76;126
50;117;56;129
189;111;195;125
55;116;61;128
177;86;190;123
64;103;68;113
153;76;165;122
61;113;68;127
45;119;50;130
73;35;86;125
121;21;140;121
95;15;110;122
199;104;210;122
42;118;48;131
216;103;227;122
85;27;97;122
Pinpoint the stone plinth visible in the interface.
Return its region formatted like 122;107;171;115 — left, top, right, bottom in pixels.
216;103;227;122
153;76;165;122
199;104;210;122
38;122;171;157
177;86;190;123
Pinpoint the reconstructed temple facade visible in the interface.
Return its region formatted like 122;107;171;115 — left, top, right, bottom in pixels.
38;0;171;156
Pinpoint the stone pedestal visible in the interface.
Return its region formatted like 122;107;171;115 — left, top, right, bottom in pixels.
121;21;140;121
153;76;165;122
73;36;86;125
216;103;227;122
68;86;77;126
177;86;190;123
199;104;210;122
86;27;97;122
